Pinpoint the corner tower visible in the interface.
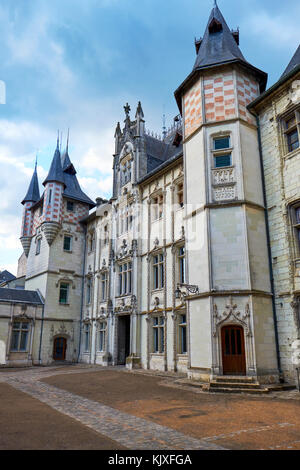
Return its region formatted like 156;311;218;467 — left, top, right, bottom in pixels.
174;4;280;383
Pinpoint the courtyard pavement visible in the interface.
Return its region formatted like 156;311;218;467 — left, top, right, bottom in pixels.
0;364;300;450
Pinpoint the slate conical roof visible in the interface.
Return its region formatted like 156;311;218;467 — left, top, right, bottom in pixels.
43;139;65;186
22;162;40;205
174;4;268;111
281;44;300;79
193;4;246;71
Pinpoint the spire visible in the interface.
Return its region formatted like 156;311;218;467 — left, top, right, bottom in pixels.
61;129;73;171
174;4;267;111
114;122;122;138
135;101;144;119
193;4;246;71
43;137;65;186
281;44;300;79
22;159;40;205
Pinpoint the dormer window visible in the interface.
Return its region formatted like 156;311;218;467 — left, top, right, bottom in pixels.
209;18;223;34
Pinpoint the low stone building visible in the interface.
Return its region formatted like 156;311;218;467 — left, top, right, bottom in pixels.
0;288;44;366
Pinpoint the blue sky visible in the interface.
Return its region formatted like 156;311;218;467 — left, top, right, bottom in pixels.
0;0;299;275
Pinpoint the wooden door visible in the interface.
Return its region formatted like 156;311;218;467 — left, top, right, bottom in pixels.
221;325;246;375
53;337;67;361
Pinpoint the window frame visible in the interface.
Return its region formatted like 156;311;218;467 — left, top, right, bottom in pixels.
178;246;186;285
291;203;300;258
59;282;70;305
153;253;164;290
151;193;164;221
153;316;165;354
118;262;132;296
10;321;30;352
63;235;72;252
98;322;106;352
36;237;42;256
83;323;90;352
100;271;108;301
67;200;74;212
283;109;300;154
178;314;187;355
212;135;233;169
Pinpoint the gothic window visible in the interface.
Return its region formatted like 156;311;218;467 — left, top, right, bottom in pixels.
84;324;90;352
212;135;232;168
100;271;108;301
121;160;132;186
118;262;132;296
284;110;299;153
98;322;106;352
153;316;165;353
178;314;187;354
63;235;72;252
59;283;69;305
153;253;164;290
178;246;185;284
10;321;30;352
152;194;164;221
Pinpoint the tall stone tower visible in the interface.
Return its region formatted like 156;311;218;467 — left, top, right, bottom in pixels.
21;138;95;365
174;4;280;383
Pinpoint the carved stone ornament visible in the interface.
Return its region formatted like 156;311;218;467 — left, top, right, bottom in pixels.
212;297;252;337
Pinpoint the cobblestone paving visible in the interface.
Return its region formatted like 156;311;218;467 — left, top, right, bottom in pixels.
0;366;225;451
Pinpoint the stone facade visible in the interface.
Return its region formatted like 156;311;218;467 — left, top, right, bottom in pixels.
250;68;300;382
4;4;299;385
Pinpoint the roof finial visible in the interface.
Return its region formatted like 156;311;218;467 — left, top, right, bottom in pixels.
35;153;38;171
214;0;217;6
57;130;60;149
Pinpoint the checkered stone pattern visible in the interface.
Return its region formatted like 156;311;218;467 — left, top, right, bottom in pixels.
204;73;236;123
62;201;89;228
44;183;63;223
32;209;44;236
184;78;202;139
237;73;259;125
21;202;34;237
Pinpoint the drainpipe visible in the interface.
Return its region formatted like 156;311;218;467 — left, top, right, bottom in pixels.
77;224;87;363
38;290;45;365
255;114;283;381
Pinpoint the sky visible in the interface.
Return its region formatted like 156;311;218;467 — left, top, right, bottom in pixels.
0;0;299;276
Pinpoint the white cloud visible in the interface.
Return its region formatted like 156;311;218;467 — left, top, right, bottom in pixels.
242;8;300;50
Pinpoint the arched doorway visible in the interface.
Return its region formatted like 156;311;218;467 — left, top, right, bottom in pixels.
53;337;67;361
221;325;246;375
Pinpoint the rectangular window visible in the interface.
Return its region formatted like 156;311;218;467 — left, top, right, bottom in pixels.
36;238;41;255
153;316;165;353
48;189;52;205
63;235;72;252
179;314;187;354
178;247;185;284
86;279;92;305
214;154;232;168
101;272;108;301
284;110;300;153
152;194;164;221
11;322;29;352
84;324;90;352
118;262;132;296
214;136;230;150
153;254;164;290
293;206;300;255
99;322;106;352
177;183;184;208
59;283;69;304
67;201;74;212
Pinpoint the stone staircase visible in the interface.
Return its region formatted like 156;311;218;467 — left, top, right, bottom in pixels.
207;376;270;394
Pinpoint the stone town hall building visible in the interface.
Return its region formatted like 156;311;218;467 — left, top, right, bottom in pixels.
1;4;300;386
